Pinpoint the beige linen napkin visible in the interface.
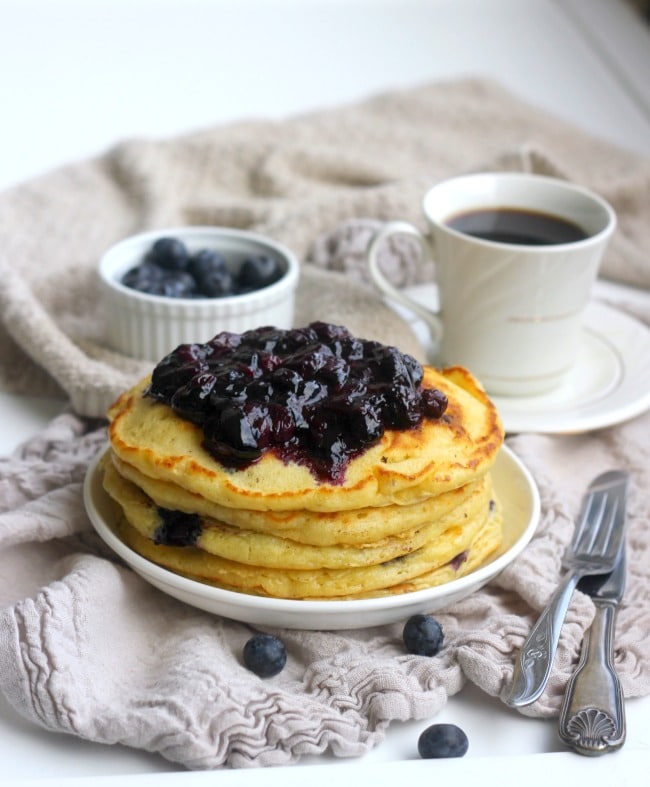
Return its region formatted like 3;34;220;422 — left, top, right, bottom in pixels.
1;78;649;415
0;78;649;769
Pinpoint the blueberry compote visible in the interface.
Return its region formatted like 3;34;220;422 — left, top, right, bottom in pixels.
146;322;448;484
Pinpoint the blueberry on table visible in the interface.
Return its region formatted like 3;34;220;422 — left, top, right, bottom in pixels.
402;614;444;656
242;633;287;678
418;723;468;759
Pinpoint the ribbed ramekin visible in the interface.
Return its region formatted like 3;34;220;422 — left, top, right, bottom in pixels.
98;226;300;362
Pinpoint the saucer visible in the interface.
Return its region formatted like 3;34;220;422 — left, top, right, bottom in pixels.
492;301;650;434
400;287;650;435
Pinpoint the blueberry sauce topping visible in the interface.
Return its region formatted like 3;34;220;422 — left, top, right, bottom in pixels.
146;321;448;483
121;236;283;298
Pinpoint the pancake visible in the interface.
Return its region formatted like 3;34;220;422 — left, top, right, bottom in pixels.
341;504;504;599
102;321;505;601
107;365;503;513
112;494;502;599
109;452;486;546
102;455;494;569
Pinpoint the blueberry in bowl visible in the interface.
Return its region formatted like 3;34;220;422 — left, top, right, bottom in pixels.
98;226;300;363
122;237;285;299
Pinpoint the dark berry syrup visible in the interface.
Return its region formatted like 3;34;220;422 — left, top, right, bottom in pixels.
146;322;448;484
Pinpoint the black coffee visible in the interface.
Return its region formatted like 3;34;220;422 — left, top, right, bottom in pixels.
446;207;588;245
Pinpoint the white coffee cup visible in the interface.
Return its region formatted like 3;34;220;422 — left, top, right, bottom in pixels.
366;172;616;396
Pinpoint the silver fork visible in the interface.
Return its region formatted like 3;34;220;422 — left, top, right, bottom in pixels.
505;470;629;708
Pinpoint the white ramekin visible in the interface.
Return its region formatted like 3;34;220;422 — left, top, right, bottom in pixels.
98;226;300;362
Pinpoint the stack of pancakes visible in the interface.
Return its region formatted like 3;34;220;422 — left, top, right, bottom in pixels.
101;363;505;600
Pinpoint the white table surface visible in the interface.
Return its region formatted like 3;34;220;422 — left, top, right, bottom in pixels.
1;1;650;784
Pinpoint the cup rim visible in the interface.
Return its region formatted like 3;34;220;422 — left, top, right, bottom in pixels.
99;225;300;308
422;171;616;251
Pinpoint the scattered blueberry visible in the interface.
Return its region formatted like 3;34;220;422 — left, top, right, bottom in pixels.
120;236;285;299
417;723;468;759
242;633;287;678
402;614;444;656
146;322;449;483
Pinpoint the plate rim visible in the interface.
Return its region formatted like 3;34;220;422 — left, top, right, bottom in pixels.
84;444;540;628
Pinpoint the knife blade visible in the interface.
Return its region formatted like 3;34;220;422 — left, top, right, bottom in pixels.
558;538;627;755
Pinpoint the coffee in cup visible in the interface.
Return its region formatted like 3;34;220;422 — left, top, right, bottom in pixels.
365;172;616;397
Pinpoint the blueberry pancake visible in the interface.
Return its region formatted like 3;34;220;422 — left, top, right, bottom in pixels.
107;324;503;513
102;321;505;600
109;452;486;547
102;456;493;570
111;491;502;599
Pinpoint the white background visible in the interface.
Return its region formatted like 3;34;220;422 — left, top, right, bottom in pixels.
0;0;649;195
1;1;650;785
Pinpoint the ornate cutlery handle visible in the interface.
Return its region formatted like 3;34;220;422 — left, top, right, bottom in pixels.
506;571;580;707
558;602;626;755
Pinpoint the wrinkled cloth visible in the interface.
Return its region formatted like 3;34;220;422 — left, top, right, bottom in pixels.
0;78;649;770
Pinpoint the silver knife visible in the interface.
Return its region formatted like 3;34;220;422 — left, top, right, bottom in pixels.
558;539;627;755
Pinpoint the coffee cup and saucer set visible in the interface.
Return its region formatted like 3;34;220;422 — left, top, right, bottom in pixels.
365;172;650;435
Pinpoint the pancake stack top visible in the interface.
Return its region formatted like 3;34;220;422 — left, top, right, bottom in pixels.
102;321;505;600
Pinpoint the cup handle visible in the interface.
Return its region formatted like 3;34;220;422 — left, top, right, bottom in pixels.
366;221;443;344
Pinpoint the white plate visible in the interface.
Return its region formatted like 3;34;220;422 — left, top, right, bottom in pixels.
83;445;540;630
492;301;650;434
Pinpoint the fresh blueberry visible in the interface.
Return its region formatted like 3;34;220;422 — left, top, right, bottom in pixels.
160;271;197;298
402;614;444;656
147;237;190;271
188;248;228;281
417;723;468;759
121;261;165;292
242;633;287;678
120;237;288;299
200;268;234;297
238;255;282;290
